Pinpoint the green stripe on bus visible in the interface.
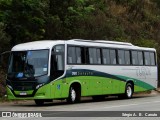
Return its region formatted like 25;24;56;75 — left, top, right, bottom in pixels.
116;75;155;90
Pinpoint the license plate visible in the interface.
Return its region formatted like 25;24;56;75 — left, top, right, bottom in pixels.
19;92;27;95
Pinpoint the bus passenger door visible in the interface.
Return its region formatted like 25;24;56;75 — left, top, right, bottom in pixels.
50;45;65;98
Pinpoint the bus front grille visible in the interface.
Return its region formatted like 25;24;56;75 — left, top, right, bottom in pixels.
11;81;36;91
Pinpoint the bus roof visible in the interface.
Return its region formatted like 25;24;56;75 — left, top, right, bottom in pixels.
11;40;65;51
66;39;156;51
11;39;156;51
68;39;133;46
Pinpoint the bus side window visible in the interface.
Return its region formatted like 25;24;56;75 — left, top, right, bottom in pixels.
131;51;138;65
76;47;82;64
124;50;130;65
150;52;156;66
110;49;116;65
88;48;101;64
138;51;143;65
96;48;101;64
144;52;151;65
118;50;125;65
68;46;84;64
102;49;110;64
89;48;97;64
68;47;76;64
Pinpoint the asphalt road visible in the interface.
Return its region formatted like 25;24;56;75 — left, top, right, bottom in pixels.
0;91;160;120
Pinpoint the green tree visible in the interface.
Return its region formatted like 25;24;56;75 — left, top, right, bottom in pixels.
0;22;10;53
45;0;95;39
0;0;46;46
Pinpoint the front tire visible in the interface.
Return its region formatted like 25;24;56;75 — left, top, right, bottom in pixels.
67;86;80;103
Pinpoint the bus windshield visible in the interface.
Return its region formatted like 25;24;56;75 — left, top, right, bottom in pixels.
8;50;49;78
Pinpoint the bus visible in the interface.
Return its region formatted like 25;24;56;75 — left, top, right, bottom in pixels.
6;39;158;105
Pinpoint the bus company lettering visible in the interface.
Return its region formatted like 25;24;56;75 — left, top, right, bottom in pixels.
72;72;93;76
72;72;77;76
136;67;151;78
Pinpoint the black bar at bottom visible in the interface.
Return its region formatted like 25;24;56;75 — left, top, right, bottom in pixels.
0;111;160;117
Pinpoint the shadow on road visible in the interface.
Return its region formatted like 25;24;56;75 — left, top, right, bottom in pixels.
9;94;155;107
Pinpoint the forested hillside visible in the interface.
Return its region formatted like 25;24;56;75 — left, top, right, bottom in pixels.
0;0;160;97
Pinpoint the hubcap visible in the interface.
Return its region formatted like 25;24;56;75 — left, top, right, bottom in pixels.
71;88;76;102
127;86;132;97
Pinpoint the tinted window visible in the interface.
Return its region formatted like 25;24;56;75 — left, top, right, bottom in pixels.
118;50;125;64
125;51;130;65
132;51;138;65
110;49;116;64
144;52;150;65
88;48;101;64
138;51;143;65
68;47;76;64
97;48;101;64
102;49;110;64
76;47;81;64
89;48;97;64
150;52;156;65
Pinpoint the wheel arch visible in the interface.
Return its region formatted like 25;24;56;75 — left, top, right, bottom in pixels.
67;81;82;103
68;81;82;96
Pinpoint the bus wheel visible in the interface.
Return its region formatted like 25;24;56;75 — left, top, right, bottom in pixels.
67;86;80;103
34;99;44;105
125;83;133;99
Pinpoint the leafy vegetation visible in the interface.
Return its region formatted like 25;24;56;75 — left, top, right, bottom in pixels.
0;0;160;97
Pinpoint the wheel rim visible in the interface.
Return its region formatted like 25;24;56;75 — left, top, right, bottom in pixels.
71;88;76;102
127;86;132;97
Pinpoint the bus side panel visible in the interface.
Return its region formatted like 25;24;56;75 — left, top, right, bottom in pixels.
50;78;69;99
50;80;62;99
102;78;126;95
134;85;147;92
64;76;90;96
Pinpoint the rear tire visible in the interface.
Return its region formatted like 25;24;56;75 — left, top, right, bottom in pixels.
125;83;133;99
67;86;81;103
34;99;44;105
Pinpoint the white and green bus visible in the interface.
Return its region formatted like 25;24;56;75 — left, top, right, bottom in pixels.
6;39;158;105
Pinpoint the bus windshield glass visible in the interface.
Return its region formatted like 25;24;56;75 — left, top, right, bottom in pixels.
8;50;49;78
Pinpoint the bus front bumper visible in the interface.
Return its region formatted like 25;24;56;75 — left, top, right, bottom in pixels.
6;84;51;100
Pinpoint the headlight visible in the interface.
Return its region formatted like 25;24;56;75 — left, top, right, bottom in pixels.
36;83;44;89
7;85;13;90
